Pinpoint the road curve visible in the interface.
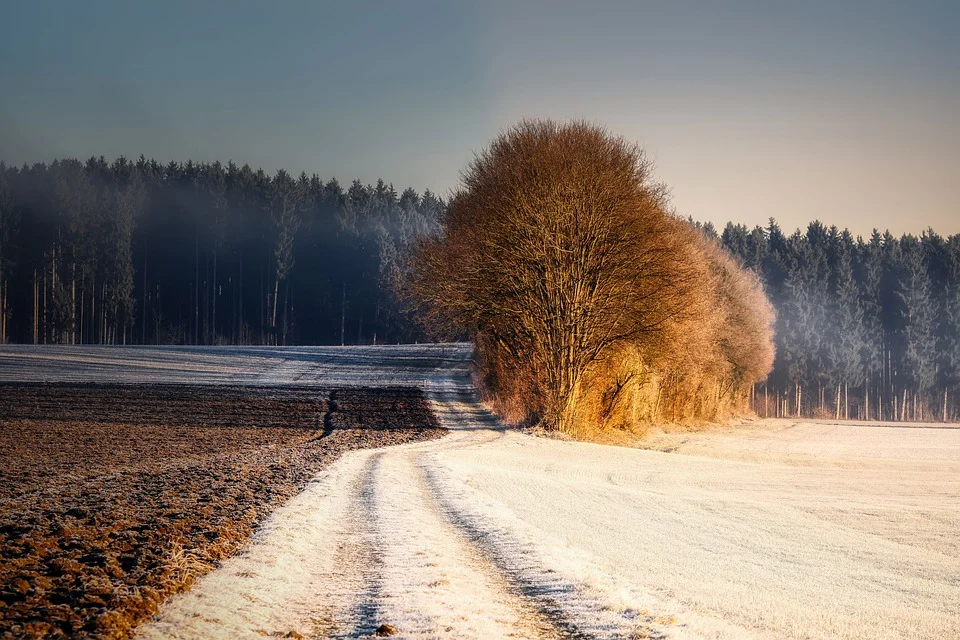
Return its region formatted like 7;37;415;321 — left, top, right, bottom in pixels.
133;348;663;640
5;344;957;639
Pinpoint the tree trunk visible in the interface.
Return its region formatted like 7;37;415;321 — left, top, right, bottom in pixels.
51;245;57;343
865;381;870;421
100;285;105;344
212;251;217;345
888;349;894;419
202;261;208;344
90;272;95;345
796;383;802;418
835;383;841;420
652;383;663;422
142;243;148;344
102;285;107;344
42;267;47;344
238;255;244;345
271;277;280;345
259;268;264;345
282;278;290;345
71;263;76;344
195;229;199;345
79;277;84;345
340;283;347;346
33;270;38;344
945;388;950;423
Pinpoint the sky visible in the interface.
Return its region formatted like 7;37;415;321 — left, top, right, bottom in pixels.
1;0;957;236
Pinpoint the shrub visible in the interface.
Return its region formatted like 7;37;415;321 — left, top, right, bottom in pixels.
410;119;774;435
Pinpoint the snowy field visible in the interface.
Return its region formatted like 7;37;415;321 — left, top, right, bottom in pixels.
0;343;469;388
3;345;958;639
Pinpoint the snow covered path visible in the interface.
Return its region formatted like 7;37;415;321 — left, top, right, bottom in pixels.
136;355;649;640
3;345;958;639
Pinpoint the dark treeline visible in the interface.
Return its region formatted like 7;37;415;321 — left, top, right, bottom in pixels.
701;220;960;422
2;155;958;422
0;157;443;347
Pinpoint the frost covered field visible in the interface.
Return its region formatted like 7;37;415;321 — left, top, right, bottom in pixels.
2;345;958;639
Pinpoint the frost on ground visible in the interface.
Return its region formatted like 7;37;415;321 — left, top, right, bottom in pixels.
0;343;468;387
433;423;960;640
3;345;958;639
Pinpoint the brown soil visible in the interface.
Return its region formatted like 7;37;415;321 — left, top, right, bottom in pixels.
0;383;444;639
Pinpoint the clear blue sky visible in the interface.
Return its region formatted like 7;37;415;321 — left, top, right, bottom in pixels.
2;1;957;235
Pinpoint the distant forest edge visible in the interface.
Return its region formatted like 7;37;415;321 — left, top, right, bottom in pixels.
0;157;957;422
700;220;959;423
0;157;441;348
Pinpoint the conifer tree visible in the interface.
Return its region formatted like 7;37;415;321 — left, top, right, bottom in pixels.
939;237;960;420
0;167;16;344
826;229;864;418
899;236;937;420
856;232;885;419
269;169;303;344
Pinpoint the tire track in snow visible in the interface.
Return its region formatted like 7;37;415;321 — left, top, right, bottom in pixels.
369;445;562;639
418;456;657;640
311;452;385;639
415;389;657;640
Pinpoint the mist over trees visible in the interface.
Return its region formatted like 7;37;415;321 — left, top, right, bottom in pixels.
1;150;957;425
410;121;775;434
0;157;442;346
714;221;960;422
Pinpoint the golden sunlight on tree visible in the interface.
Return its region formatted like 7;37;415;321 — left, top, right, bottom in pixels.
410;120;775;436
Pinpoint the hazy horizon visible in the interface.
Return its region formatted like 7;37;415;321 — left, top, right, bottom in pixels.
2;0;957;236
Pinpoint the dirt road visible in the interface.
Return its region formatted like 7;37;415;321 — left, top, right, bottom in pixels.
3;345;958;639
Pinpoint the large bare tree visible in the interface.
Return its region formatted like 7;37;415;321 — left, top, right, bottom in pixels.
411;120;700;431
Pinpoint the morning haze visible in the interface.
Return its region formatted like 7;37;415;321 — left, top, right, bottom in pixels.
1;0;957;236
3;4;960;639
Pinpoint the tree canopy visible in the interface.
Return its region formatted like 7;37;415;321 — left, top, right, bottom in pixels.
410;120;775;433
